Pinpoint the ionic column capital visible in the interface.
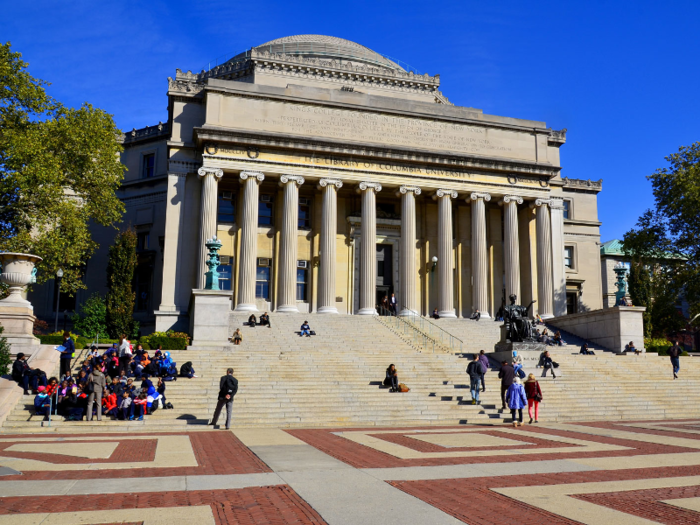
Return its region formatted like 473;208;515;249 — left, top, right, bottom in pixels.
197;167;223;181
433;188;458;200
356;181;382;193
531;198;553;209
469;192;491;202
398;185;422;197
499;195;524;206
240;171;265;183
548;196;566;210
279;174;305;186
318;178;343;190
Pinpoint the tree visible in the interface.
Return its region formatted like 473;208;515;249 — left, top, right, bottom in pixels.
71;293;108;340
0;42;125;297
105;229;137;339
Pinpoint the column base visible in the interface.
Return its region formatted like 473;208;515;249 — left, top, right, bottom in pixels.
276;305;299;313
438;310;457;318
541;313;554;320
317;306;338;314
399;309;419;317
479;312;492;320
358;307;378;316
234;303;258;313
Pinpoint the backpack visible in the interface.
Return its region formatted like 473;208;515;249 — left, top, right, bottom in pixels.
398;383;410;393
84;379;94;395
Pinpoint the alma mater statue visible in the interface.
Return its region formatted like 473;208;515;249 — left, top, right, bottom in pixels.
504;294;537;343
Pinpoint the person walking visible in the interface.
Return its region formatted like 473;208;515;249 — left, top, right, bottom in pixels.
524;373;543;424
541;351;557;378
506;377;528;427
478;350;489;392
60;331;75;379
87;364;106;421
467;354;482;404
389;293;398;315
669;341;682;379
210;368;238;430
498;360;515;410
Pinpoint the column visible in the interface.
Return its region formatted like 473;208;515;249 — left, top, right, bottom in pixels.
277;175;305;312
500;195;523;302
159;172;187;311
318;178;343;314
549;197;567;317
533;199;554;318
435;189;457;318
470;192;491;318
234;171;264;312
398;186;421;316
357;181;382;315
196;167;223;289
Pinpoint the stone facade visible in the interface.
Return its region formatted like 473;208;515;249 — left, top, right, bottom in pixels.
28;35;604;333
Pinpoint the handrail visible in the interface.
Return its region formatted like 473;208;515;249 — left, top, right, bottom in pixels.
375;305;438;354
398;305;464;353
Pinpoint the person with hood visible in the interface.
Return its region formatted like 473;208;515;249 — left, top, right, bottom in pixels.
466;354;482;404
33;386;51;417
209;368;238;430
524;373;543;424
506;377;528;427
87;365;107;421
478;350;489;392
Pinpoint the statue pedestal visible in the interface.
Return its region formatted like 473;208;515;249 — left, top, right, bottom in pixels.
189;289;233;347
490;341;554;377
0;302;40;349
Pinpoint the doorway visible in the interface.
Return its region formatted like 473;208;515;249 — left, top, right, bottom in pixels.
376;244;394;312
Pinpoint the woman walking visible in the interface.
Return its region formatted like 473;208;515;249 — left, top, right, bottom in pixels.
506;377;528;427
524;373;543;424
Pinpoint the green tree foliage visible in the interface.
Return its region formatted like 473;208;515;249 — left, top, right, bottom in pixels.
105;229;137;339
71;293;108;340
0;326;10;376
623;143;700;336
0;42;125;297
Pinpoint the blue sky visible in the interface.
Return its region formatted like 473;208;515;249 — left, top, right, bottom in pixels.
3;0;698;241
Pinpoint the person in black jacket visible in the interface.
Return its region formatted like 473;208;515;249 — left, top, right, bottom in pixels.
209;368;238;429
12;353;45;394
669;341;682;379
498;361;515;410
60;332;75;379
466;354;482;404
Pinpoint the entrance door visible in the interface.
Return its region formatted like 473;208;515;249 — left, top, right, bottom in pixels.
376;244;393;312
566;292;578;315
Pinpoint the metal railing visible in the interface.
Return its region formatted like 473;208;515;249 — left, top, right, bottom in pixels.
375;305;439;353
398;306;464;353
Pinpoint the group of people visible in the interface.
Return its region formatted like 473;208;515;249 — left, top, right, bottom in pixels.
496;358;544;425
238;314;313;338
246;312;271;329
379;293;398;315
12;332;197;422
534;328;566;346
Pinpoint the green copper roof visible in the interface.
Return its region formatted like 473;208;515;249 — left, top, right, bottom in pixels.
600;239;625;256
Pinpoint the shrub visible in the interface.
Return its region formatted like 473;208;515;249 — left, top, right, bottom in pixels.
139;331;190;351
39;332;90;349
33;319;49;335
71;293;108;339
0;326;11;376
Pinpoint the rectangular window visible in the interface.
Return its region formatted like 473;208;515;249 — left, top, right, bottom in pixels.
258;195;274;226
217;191;236;224
255;266;271;299
142;154;155;178
135;265;152;312
299;198;311;229
217;257;233;291
564;246;574;269
137;232;150;252
563;200;571;220
296;267;308;301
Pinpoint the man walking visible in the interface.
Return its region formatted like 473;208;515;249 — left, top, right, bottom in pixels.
478;350;489;392
210;368;238;429
669;341;682;379
498;360;515;410
466;354;482;404
389;293;398;315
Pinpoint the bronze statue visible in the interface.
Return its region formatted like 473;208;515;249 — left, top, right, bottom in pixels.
503;294;536;342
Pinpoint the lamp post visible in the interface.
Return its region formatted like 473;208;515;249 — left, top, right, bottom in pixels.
54;269;63;333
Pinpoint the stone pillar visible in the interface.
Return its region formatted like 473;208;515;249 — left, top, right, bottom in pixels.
196;167;223;289
470;192;491;318
318;178;343;314
398;186;421;316
500;195;523;302
549;197;567;317
435;189;458;318
158;171;187;312
533;199;554;318
276;175;305;313
234;171;264;312
357;181;382;315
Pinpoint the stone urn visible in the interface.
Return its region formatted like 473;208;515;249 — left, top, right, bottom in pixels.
0;253;43;307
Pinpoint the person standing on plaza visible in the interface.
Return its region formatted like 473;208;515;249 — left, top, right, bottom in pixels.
467;354;482;404
524;373;543;424
87;363;106;421
118;334;131;376
669;341;682;379
60;331;75;379
506;377;528;427
210;368;238;430
478;350;489;392
498;360;515;410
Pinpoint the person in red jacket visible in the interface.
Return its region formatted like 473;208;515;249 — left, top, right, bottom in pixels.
524;373;543;424
102;390;118;419
131;393;148;421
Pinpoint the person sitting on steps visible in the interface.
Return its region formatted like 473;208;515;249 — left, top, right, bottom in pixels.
300;321;311;337
232;328;243;345
247;314;257;327
580;343;595;355
260;312;271;328
384;364;399;392
470;309;481;321
432;308;440;320
625;341;641;355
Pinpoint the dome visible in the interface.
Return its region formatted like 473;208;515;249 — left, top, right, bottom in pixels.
248;34;405;72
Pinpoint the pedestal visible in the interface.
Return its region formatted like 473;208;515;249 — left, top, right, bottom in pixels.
189;290;233;347
491;341;550;377
0;303;40;348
